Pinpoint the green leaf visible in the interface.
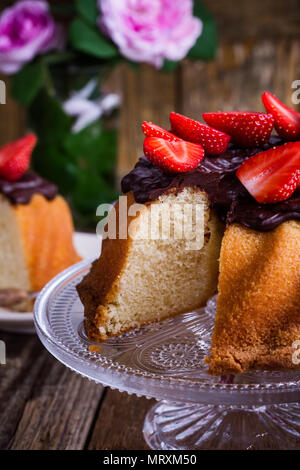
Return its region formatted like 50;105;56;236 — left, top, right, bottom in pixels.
41;51;76;66
64;122;118;212
73;169;118;213
95;129;117;172
70;19;119;59
28;88;118;228
162;60;179;73
29;91;75;194
126;60;140;72
50;4;76;17
32;143;77;195
64;120;103;162
76;0;98;25
29;90;72;145
188;2;217;61
11;62;43;107
64;123;117;173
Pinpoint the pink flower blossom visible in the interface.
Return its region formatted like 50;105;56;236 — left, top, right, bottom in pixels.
0;1;63;75
98;0;202;68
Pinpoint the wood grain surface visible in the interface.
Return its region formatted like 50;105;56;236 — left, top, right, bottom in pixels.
88;390;155;450
0;332;106;450
0;331;153;450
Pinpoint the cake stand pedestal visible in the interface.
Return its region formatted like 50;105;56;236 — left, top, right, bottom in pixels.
143;402;300;450
34;260;300;451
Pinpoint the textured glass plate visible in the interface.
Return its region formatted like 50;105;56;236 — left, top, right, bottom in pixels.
34;259;300;406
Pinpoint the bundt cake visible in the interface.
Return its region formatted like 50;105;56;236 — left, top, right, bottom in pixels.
77;91;300;375
207;221;300;374
0;135;80;311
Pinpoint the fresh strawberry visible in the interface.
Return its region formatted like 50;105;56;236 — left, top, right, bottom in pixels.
0;134;37;181
170;111;230;155
143;136;204;173
262;91;300;140
202;111;274;147
236;141;300;203
141;121;180;142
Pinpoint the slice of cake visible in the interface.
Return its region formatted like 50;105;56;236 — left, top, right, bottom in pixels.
0;134;80;310
77;188;223;341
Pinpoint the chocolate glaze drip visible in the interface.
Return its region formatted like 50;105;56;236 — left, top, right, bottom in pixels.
121;136;300;232
0;170;58;205
226;194;300;231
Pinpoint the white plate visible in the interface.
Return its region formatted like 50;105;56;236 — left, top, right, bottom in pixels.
0;232;100;334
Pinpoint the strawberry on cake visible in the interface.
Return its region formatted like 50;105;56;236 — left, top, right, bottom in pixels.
77;91;300;375
0;134;80;311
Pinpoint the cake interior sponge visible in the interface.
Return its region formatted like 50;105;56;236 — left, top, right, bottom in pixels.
77;188;223;341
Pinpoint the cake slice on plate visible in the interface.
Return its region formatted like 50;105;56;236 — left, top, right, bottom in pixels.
0;134;80;310
77;137;224;341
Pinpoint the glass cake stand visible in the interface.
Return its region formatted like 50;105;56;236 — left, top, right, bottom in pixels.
34;259;300;450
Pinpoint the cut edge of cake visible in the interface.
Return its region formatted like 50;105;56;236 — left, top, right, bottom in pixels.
77;187;224;341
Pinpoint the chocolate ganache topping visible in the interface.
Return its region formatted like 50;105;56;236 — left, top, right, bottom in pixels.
121;136;300;232
0;170;58;205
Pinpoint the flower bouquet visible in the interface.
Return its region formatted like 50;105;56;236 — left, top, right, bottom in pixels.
0;0;217;229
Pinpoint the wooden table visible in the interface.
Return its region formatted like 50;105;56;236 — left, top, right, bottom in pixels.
0;330;154;450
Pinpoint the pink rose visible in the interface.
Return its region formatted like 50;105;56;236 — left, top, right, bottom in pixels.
98;0;202;68
0;0;63;75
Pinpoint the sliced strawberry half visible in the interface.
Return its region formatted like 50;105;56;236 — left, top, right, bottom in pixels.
262;91;300;140
0;134;37;181
236;141;300;203
142;121;180;142
143;136;204;173
203;111;274;147
170;111;230;155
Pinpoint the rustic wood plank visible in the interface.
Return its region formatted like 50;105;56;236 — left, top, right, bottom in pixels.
117;64;142;185
0;333;40;449
87;389;156;450
0;75;26;146
117;64;176;184
203;0;300;41
0;333;104;450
